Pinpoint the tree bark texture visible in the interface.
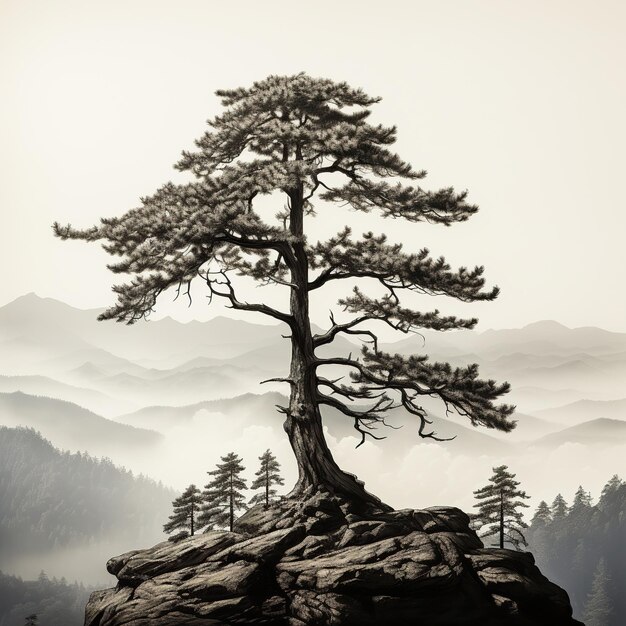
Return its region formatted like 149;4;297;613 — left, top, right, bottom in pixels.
282;186;388;509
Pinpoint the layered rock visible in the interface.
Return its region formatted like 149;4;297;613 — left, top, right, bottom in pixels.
85;490;581;625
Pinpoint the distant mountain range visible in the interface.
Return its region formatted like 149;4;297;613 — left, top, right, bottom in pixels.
389;319;626;358
532;398;626;425
532;418;626;448
0;292;624;470
0;374;132;415
1;293;625;588
0;292;284;365
0;391;161;458
2;294;625;399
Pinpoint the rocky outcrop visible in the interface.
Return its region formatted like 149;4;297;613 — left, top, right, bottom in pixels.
85;490;581;625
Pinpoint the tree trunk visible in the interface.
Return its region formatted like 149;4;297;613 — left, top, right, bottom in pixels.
265;466;269;507
282;185;389;510
229;472;234;532
499;489;504;549
190;502;194;537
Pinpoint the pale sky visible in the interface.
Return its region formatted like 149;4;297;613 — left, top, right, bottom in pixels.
2;0;625;331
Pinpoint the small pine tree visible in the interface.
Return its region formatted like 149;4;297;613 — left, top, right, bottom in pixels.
531;500;552;527
199;452;247;532
527;500;553;568
163;484;202;542
599;474;624;506
551;494;568;521
25;616;38;626
571;485;593;512
249;449;284;508
473;465;530;549
582;558;613;626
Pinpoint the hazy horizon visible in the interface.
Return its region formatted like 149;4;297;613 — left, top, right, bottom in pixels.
2;292;624;539
8;290;626;333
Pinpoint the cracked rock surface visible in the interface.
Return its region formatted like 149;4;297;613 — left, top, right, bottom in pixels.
85;490;581;625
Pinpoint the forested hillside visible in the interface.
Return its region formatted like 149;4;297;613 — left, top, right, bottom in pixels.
0;427;175;562
0;570;91;626
527;476;626;625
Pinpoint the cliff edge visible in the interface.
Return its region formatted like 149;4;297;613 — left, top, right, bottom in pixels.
85;489;581;625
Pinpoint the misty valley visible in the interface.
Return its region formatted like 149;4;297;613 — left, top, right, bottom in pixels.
0;293;625;624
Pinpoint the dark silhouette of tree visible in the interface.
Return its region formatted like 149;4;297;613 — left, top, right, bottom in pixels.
199;452;247;531
569;486;595;538
54;73;515;506
571;486;593;512
0;427;174;559
473;465;530;549
531;500;552;527
0;570;91;626
249;449;284;508
528;500;553;574
163;484;202;542
551;494;568;521
526;476;626;622
582;558;613;626
599;475;624;508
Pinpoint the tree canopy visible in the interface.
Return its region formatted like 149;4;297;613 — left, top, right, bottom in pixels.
582;558;613;626
55;73;515;505
163;484;202;542
527;476;626;623
473;465;530;549
199;452;247;531
249;449;284;508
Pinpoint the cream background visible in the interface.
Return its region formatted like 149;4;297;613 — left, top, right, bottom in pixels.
1;0;625;330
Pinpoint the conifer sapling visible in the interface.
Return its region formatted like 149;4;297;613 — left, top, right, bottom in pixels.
163;484;202;542
473;465;530;549
570;486;593;512
530;500;552;527
551;494;568;521
249;449;284;508
199;452;247;532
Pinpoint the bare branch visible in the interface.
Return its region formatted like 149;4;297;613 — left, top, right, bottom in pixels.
200;268;295;329
260;377;295;387
313;312;379;348
317;391;397;448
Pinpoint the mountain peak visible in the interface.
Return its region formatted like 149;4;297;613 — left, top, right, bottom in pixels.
2;292;102;313
522;320;570;331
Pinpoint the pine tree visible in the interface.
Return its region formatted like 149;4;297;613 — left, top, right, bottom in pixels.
582;558;613;626
199;452;247;531
569;486;594;534
551;494;568;521
527;500;553;570
249;449;284;508
473;465;530;549
525;479;626;624
163;484;202;542
599;474;624;507
571;485;593;512
54;73;515;507
531;500;552;527
24;615;38;626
